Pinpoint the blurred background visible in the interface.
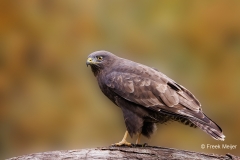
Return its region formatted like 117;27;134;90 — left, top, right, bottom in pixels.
0;0;240;159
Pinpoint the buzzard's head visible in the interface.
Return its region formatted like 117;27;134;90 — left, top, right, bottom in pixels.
86;50;117;76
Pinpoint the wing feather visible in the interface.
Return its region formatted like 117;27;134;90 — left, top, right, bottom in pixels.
105;65;201;114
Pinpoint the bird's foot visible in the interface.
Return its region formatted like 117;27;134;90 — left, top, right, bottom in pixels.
133;143;148;147
112;140;132;146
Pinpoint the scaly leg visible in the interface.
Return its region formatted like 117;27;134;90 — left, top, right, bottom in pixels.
113;131;131;146
136;133;141;144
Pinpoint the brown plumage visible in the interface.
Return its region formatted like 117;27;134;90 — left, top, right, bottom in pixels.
86;50;225;145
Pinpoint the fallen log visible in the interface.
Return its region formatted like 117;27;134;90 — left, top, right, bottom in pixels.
7;145;239;160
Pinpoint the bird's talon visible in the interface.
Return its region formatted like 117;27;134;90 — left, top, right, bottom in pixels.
113;141;132;147
143;143;148;147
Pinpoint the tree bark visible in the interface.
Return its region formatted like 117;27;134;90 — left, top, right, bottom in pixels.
7;146;239;160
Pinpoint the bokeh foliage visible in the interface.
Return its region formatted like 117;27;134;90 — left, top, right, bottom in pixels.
0;0;240;159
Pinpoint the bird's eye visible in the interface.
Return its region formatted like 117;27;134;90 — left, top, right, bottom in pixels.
97;56;103;60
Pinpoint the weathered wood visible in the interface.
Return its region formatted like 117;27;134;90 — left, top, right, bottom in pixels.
7;146;239;160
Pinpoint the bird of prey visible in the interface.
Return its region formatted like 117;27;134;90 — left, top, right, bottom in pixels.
86;50;225;146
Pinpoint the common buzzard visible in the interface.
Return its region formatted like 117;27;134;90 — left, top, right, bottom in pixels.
86;50;225;146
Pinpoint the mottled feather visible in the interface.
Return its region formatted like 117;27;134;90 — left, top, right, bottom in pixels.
87;50;225;141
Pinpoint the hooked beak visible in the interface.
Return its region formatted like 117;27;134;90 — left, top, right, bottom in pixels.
86;57;93;67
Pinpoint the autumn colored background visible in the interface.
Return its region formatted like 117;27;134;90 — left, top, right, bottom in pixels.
1;1;240;159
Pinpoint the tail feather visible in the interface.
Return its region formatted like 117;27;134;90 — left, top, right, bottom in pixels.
190;114;225;141
159;108;225;141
